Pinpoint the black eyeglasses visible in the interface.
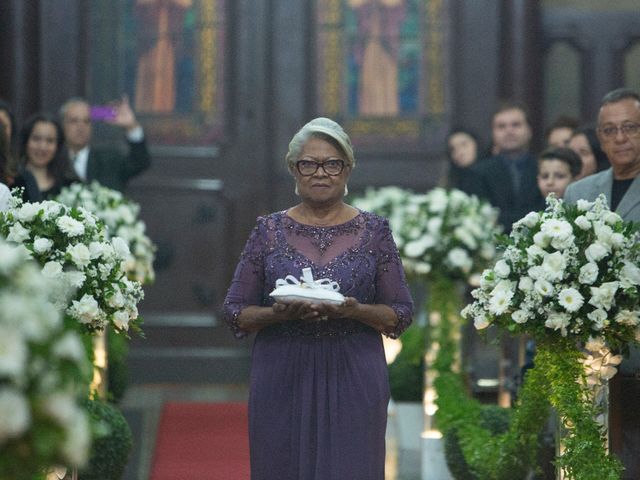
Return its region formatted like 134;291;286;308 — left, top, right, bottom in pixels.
597;122;640;140
295;159;345;176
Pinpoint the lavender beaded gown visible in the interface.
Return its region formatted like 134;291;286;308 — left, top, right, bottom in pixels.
223;210;413;480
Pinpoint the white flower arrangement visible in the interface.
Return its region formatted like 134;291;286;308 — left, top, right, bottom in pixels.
0;194;144;334
56;181;156;284
353;186;501;282
462;194;640;350
0;239;91;476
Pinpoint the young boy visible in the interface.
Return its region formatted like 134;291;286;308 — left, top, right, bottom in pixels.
536;147;582;200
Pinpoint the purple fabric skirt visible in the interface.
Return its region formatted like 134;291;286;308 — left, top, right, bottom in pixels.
248;327;389;480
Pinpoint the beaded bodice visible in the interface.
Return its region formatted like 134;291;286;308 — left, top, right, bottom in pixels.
223;210;413;338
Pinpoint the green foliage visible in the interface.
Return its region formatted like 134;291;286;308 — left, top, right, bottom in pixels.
79;399;133;480
388;323;426;402
107;329;130;403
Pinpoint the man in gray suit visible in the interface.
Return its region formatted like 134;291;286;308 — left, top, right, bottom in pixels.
564;87;640;479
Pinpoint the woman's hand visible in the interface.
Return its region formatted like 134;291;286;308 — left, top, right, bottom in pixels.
307;297;360;321
271;301;319;322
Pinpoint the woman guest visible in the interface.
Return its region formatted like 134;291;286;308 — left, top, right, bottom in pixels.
568;126;610;180
223;117;414;480
440;127;481;191
13;113;77;201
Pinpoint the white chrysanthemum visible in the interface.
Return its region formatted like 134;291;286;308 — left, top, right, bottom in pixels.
0;388;31;442
541;219;573;240
558;288;584;312
489;289;513;315
56;215;85;237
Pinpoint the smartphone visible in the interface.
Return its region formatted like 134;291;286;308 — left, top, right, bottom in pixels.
90;105;117;121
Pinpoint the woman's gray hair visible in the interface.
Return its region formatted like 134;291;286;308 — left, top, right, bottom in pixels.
285;117;355;169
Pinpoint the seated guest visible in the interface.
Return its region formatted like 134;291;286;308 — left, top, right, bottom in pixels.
568;126;610;180
544;115;580;148
536;147;582;203
13;113;77;200
60;96;151;191
465;100;542;232
440;127;482;191
0;99;16;147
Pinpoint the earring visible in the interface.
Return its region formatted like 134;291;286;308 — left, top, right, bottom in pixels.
295;184;300;196
344;184;349;196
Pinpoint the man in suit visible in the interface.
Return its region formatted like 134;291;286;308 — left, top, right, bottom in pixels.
464;100;543;232
564;87;640;479
60;96;151;192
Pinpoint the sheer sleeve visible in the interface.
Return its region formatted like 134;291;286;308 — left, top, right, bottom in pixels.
222;218;267;338
373;218;414;338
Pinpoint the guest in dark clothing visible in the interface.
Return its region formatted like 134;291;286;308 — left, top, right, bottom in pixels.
568;126;610;180
13;113;77;201
440;128;482;191
60;96;150;192
0;99;16;147
465;100;543;232
544;114;580;149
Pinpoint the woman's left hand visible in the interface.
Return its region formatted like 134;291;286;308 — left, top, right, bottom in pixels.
308;297;359;321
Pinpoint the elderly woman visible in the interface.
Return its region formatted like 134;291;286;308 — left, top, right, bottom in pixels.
223;117;413;480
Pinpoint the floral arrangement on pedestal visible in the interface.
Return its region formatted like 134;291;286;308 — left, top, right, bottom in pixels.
0;195;144;335
354;187;502;435
57;181;156;285
460;194;640;479
0;239;92;479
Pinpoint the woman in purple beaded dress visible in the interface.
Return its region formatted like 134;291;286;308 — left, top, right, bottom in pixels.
223;117;414;480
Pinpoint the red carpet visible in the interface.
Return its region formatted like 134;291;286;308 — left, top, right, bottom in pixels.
150;402;250;480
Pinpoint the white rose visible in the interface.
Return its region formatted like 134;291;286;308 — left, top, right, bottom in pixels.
620;261;640;288
527;265;546;281
107;289;125;309
447;248;472;273
66;243;91;268
474;314;490;330
574;215;591;230
545;311;571;336
494;259;511;278
587;309;608;330
56;215;85;237
534;279;554;297
33;237;54;254
479;269;495;289
42;261;64;278
585;242;609;262
16;203;40;222
0;388;31;442
518;276;534;292
521;211;540;228
65;270;86;289
603;211;621;225
69;294;100;324
541;252;566;281
579;263;599;285
558;287;584;312
576;199;593;211
609;233;625;248
588;282;619;311
533;231;551;248
113;310;131;331
526;245;546;262
6;223;31;243
511;309;529;324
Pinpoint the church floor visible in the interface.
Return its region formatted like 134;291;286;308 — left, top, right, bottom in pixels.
120;384;422;480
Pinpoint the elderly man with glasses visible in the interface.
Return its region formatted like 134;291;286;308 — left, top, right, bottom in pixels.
564;87;640;479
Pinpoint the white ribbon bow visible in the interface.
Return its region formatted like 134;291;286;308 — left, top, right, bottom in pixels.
275;267;340;292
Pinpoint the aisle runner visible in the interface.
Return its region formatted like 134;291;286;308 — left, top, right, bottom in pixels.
150;402;250;480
